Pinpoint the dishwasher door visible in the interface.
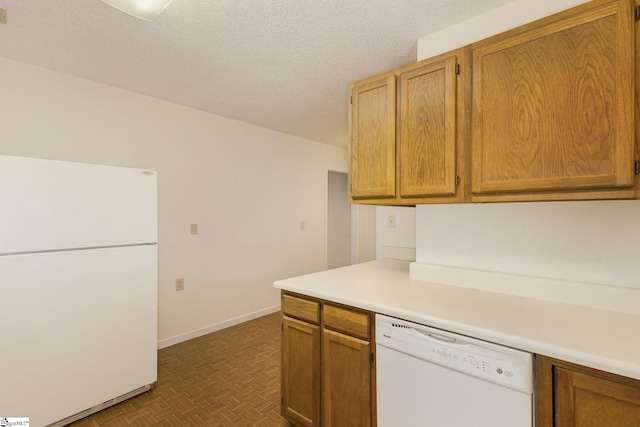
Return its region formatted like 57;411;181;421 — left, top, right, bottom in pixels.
376;314;534;427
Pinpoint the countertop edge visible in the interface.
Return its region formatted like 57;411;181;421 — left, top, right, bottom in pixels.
274;261;640;381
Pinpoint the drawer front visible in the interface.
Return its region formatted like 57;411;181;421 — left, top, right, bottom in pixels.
323;304;370;340
282;294;320;324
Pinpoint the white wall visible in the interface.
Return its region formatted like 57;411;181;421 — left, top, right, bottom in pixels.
376;206;416;261
413;0;640;306
0;57;347;346
417;0;590;60
352;205;377;263
416;201;640;289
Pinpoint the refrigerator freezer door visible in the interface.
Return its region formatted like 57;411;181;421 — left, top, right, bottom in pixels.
0;245;158;427
0;155;157;254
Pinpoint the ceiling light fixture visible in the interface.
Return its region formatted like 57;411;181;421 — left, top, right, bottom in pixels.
101;0;173;22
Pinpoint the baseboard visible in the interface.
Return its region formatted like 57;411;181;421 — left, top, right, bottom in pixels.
157;305;281;349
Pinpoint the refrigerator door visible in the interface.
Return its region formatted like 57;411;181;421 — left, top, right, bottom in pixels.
0;245;158;427
0;155;157;254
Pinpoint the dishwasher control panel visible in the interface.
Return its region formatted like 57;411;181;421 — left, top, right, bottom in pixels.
375;314;534;393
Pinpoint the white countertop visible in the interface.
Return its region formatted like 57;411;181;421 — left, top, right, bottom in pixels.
274;259;640;381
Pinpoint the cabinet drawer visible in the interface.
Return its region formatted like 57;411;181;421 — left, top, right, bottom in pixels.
282;294;319;324
323;304;370;340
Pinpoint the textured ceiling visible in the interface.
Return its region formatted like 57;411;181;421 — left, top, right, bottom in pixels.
0;0;513;148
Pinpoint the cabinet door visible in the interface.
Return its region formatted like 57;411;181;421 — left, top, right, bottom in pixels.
536;355;640;427
398;55;458;198
282;316;321;427
555;367;640;426
471;0;635;200
322;329;372;427
350;74;396;200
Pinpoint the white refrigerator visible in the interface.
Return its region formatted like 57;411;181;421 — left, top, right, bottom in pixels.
0;155;158;427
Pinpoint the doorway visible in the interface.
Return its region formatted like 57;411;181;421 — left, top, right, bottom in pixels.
327;171;376;269
327;171;351;269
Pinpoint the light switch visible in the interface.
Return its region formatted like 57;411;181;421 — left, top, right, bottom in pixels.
190;223;198;235
300;221;305;230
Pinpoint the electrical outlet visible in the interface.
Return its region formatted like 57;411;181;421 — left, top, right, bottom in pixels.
175;278;185;291
300;221;305;230
388;215;396;228
190;223;198;235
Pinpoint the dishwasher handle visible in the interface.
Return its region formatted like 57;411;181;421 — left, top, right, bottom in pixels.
413;328;470;347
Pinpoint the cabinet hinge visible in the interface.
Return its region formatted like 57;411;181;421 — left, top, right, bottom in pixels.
281;322;284;331
281;396;284;405
350;95;353;105
635;160;640;175
635;5;640;21
455;63;460;75
370;351;374;363
455;175;460;186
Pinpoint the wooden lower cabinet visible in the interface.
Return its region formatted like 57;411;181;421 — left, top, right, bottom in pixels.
536;355;640;426
281;292;375;427
322;329;371;427
282;316;321;427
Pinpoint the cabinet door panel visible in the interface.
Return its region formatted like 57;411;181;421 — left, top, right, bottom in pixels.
282;316;320;427
472;1;634;196
322;329;371;427
555;367;640;427
350;75;396;199
399;55;457;197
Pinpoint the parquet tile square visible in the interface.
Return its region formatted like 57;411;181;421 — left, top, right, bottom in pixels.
70;312;291;426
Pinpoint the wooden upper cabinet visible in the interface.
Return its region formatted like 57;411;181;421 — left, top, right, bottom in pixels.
350;74;397;200
399;55;458;198
349;49;469;205
471;0;636;201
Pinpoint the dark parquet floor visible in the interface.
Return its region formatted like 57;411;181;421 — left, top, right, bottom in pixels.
70;312;292;426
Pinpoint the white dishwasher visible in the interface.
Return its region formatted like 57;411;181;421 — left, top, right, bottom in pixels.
376;314;534;427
